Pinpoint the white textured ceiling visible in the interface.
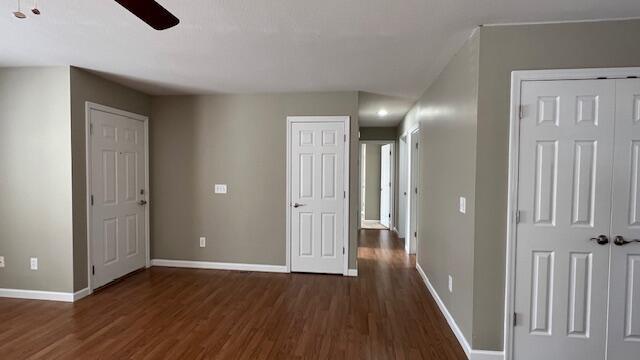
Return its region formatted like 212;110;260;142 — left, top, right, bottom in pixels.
2;1;640;109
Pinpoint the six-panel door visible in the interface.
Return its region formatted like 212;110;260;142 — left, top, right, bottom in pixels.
607;79;640;360
290;121;345;274
90;108;147;289
514;80;616;359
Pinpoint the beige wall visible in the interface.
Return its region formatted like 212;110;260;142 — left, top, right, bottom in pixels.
473;19;640;350
150;92;360;269
0;67;74;292
398;32;480;342
364;144;382;220
70;67;151;291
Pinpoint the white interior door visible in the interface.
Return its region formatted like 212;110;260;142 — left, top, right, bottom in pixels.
290;120;345;274
90;107;147;289
513;80;615;359
398;137;408;239
408;129;419;254
607;78;640;360
380;144;391;228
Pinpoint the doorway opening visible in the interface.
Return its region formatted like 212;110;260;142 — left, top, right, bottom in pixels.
359;140;395;231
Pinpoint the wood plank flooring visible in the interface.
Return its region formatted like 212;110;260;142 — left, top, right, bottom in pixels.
0;229;466;359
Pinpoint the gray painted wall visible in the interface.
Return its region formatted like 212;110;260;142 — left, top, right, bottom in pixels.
364;144;381;220
359;127;398;141
0;67;74;292
70;67;151;291
150;93;360;269
398;32;480;343
473;19;640;350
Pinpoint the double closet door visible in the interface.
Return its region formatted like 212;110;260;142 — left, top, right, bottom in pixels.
514;78;640;360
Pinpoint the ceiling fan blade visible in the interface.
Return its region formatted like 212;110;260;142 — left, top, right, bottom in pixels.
114;0;179;30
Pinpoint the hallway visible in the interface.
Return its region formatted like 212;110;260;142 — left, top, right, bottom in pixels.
0;230;466;359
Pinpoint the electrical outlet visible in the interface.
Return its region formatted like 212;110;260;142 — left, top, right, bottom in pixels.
459;197;466;214
199;237;206;248
214;184;227;194
448;275;453;293
30;257;38;270
0;256;5;268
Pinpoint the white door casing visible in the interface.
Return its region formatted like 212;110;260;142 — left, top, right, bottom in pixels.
88;104;148;289
513;79;616;359
408;128;420;255
398;136;408;239
288;117;348;274
380;144;392;228
607;78;640;360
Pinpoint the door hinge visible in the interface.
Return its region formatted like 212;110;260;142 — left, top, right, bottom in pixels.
518;105;525;119
388;213;391;218
515;210;521;224
344;134;347;142
89;123;93;135
415;187;418;194
344;191;346;199
416;142;419;149
92;265;95;276
513;312;518;327
90;195;94;206
342;247;345;255
414;231;417;238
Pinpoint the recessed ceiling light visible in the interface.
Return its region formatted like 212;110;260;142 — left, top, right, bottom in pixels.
377;109;388;117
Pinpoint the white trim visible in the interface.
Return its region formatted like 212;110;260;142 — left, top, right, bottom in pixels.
403;124;420;255
346;269;358;277
416;263;504;360
504;67;640;360
151;259;288;273
85;102;151;294
285;116;351;276
0;287;89;302
358;140;395;231
483;16;640;27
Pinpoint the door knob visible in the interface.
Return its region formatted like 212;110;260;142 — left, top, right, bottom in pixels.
613;236;640;246
590;235;609;245
138;200;148;206
293;203;306;208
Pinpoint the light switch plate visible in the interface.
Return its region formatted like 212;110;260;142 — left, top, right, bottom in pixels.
199;237;206;248
459;197;466;214
448;275;453;293
0;256;5;268
30;257;38;270
214;184;227;194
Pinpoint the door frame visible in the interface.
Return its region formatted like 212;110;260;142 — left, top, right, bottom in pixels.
402;123;420;254
358;140;395;230
85;102;151;293
285;116;351;276
504;67;640;360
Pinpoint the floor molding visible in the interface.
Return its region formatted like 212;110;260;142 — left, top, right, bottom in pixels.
151;259;288;273
346;268;358;277
0;288;73;302
73;287;91;301
415;263;504;360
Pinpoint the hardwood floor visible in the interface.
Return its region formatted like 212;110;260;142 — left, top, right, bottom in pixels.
0;229;466;359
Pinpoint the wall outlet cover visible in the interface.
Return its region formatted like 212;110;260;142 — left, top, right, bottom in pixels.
199;237;206;248
30;257;38;270
214;184;228;194
448;275;453;293
459;197;466;214
0;256;4;268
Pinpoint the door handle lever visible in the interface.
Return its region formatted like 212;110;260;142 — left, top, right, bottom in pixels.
614;236;640;246
590;235;609;245
138;200;148;206
292;203;306;208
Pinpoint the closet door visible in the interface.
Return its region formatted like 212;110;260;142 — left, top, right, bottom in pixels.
607;78;640;360
513;79;615;360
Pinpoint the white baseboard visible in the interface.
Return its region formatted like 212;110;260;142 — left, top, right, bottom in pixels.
346;268;358;277
1;288;69;302
73;287;91;301
415;263;504;360
151;259;288;273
